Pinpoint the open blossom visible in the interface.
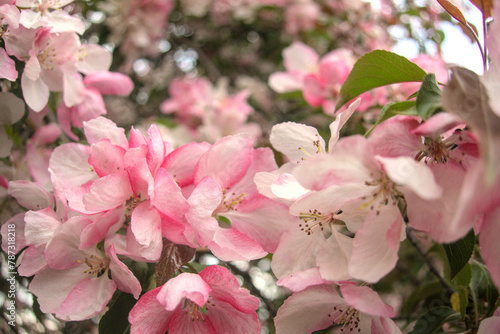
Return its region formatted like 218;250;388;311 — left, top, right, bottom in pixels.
164;134;293;261
57;71;134;140
274;283;400;334
17;0;85;33
28;215;141;321
21;28;112;111
161;77;261;143
129;265;260;334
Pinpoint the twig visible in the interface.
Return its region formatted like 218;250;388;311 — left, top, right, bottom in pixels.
406;227;454;294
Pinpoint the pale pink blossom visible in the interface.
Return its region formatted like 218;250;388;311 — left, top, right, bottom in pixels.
28;215;141;321
274;283;400;334
17;0;85;34
57;71;134;140
284;0;320;36
129;265;260;334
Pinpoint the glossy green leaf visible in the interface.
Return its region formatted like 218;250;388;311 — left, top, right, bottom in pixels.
416;74;442;120
443;230;475;279
411;307;461;334
98;293;136;334
365;100;417;136
471;261;500;316
336;49;427;109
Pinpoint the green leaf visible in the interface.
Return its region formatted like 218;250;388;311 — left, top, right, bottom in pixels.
411;307;461;334
336;49;427;109
98;293;136;334
365;100;418;136
217;215;232;229
416;74;442;120
452;263;472;289
443;230;475;279
471;261;500;316
401;281;443;316
155;239;196;286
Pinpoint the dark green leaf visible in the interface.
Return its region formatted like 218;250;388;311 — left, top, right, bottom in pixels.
471;261;500;316
98;293;136;334
155;239;196;286
336;50;427;109
443;230;475;279
416;74;442;120
217;215;232;228
411;307;461;334
452;263;472;288
401;281;443;316
365;100;417;136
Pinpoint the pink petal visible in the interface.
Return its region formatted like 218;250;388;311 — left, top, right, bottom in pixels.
274;285;344;334
376;155;443;201
0;47;17;81
271;173;310;201
56;102;79;141
153;168;190;219
157;273;212;311
268;72;303;93
194;134;254;189
341;284;395;317
107;244;142;299
45;216;93;269
130;201;162;261
303;74;325;107
80;207;125;249
162;142;211;187
271;225;324;279
368;115;422;158
283;41;319;74
169;310;216;334
24;208;62;248
185;177;221;247
316;230;353;281
29;266;87;315
349;207;403;282
129;288;172;334
270;122;325;163
412;112;464;137
57;275;116;321
276;267;326;292
83;71;134;96
83;116;128;149
8;180;54;210
83;172;132;213
226;195;293;253
21;72;49;112
328;98;361;149
209;228;267;261
1;213;26;254
88;139;126;177
146;124;166;177
77;44;112;74
200;265;260;313
49;143;97;188
479;206;500;290
207;299;260;334
17;245;47;276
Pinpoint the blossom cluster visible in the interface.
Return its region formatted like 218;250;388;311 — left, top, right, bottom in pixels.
1;0;500;333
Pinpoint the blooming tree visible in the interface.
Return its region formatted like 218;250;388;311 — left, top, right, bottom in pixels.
0;0;499;333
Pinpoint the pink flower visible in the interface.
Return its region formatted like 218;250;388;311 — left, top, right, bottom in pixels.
268;41;319;93
57;71;134;140
274;283;400;334
129;265;260;334
28;215;141;321
17;0;85;33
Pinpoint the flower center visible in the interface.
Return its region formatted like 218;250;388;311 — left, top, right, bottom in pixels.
298;209;343;236
296;133;323;163
360;173;400;212
183;300;214;322
217;187;245;212
415;137;457;164
79;254;110;277
328;305;362;333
